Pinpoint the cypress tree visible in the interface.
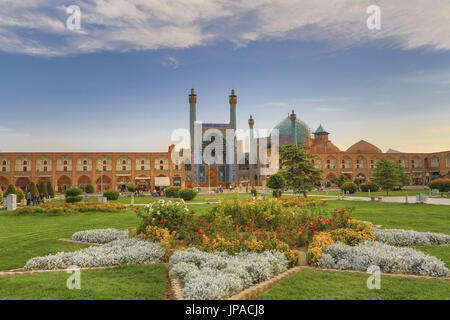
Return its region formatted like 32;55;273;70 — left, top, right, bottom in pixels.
47;182;54;198
29;182;39;197
38;181;48;197
4;184;16;196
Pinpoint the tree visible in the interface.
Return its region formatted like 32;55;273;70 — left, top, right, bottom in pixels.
266;173;286;199
126;184;137;192
370;158;410;195
330;174;350;188
4;184;16;196
38;181;48;198
47;182;55;198
29;182;39;197
279;145;323;197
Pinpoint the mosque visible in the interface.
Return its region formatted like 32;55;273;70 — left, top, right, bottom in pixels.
184;89;450;188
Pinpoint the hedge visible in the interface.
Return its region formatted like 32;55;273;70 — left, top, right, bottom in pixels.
341;182;357;194
360;181;380;192
428;178;450;192
103;189;120;200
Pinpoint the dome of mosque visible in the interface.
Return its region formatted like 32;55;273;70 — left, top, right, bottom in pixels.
272;112;311;145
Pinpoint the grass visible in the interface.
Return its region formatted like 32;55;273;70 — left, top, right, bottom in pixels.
256;269;450;300
0;264;167;300
310;189;430;197
414;245;450;266
324;200;450;234
0;209;140;271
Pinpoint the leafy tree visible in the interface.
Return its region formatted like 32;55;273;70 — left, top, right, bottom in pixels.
47;182;55;198
279;145;322;197
29;182;39;197
370;158;410;195
330;174;351;188
266;173;286;199
38;181;48;198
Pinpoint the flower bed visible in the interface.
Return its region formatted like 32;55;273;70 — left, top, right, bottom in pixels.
15;202;128;214
169;248;289;300
373;228;450;246
24;239;164;270
317;240;449;277
71;228;129;244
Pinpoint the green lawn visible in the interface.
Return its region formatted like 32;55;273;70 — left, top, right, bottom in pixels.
310;189;430;197
414;245;450;266
0;264;167;300
324;200;450;234
257;269;450;300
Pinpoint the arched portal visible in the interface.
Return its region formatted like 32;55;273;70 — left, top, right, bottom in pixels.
57;175;72;192
78;175;91;190
0;176;9;190
15;177;31;191
96;175;111;192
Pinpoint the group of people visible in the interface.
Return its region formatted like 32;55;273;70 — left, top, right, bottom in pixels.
26;191;46;206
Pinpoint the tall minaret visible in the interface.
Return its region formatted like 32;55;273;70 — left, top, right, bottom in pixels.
290;110;297;146
229;89;237;131
189;88;197;151
248;115;254;139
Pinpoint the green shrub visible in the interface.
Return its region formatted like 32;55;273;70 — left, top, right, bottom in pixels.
178;188;197;201
15;188;25;203
4;184;16;196
38;182;48;197
85;184;95;194
429;178;450;192
103;189;120;200
65;187;83;203
250;187;257;197
341;182;357;194
360;181;380;192
165;186;182;198
126;184;137;192
0;189;3;204
65;187;83;197
266;173;286;198
47;182;54;198
65;196;83;203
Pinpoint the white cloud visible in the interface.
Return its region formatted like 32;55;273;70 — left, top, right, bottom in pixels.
0;0;449;56
161;55;180;69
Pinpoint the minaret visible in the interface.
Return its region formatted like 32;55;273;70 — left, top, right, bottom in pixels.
189;88;197;151
248;115;254;137
290;110;297;146
229;89;237;131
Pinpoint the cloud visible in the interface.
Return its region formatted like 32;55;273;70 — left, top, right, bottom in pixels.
161;55;180;69
262;101;290;107
0;0;449;56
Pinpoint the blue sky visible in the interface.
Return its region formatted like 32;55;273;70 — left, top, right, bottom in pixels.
0;1;449;153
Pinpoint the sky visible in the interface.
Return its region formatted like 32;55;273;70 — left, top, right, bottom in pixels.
0;0;449;153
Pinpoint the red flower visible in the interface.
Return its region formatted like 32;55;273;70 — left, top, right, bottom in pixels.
330;222;334;226
159;220;163;224
198;229;204;234
166;219;169;223
276;226;280;230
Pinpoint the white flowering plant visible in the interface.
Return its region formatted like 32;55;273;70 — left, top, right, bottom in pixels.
135;199;190;233
317;240;449;277
373;228;450;246
24;238;165;270
71;228;129;244
169;248;289;300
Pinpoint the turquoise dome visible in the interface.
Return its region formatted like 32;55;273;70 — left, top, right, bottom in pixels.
272;116;311;145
